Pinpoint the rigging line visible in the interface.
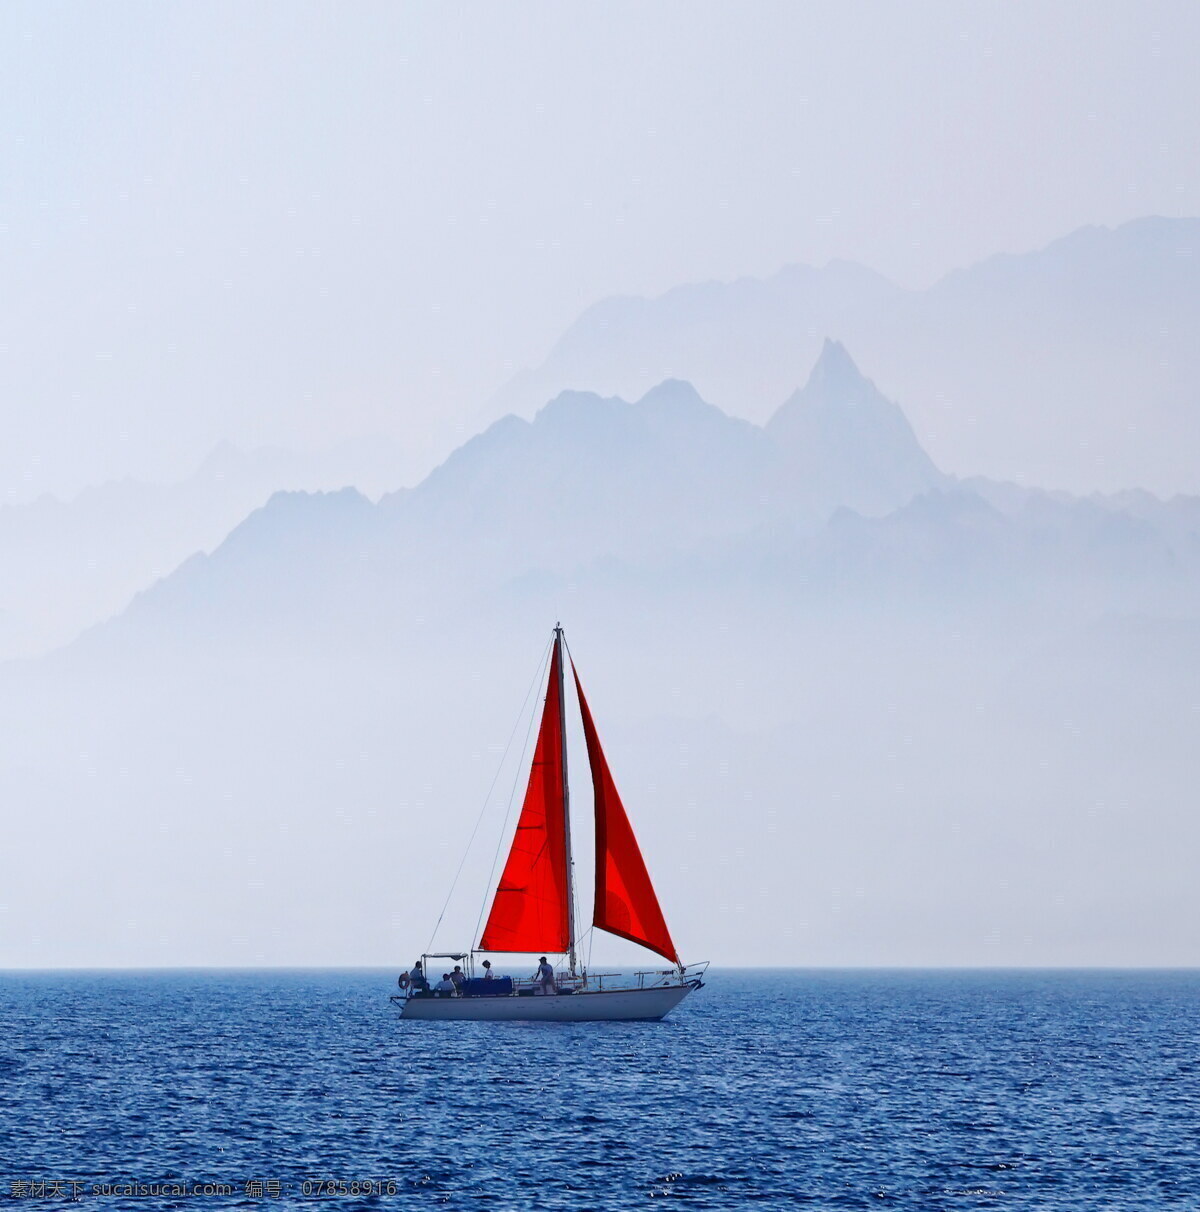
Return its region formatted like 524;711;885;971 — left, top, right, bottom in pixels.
424;636;553;955
471;635;555;947
576;924;595;976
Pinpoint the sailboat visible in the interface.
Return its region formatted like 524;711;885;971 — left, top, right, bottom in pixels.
394;625;706;1022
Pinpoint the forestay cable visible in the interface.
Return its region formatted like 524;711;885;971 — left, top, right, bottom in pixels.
424;637;553;954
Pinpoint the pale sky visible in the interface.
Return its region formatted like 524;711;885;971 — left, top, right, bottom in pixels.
3;1;1198;501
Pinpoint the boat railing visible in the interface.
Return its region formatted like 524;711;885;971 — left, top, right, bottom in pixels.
396;960;706;1000
583;972;621;991
580;968;699;991
634;968;688;989
633;962;709;989
576;971;678;991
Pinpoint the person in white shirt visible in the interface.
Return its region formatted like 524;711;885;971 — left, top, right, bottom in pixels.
435;973;456;995
481;960;494;980
534;957;556;995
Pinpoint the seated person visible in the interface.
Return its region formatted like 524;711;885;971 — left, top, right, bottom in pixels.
434;973;456;996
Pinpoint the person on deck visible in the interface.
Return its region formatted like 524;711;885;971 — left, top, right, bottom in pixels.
534;957;556;995
408;961;428;992
481;960;494;980
435;973;456;995
450;966;465;991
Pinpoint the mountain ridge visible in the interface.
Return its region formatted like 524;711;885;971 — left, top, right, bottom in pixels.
488;216;1200;495
77;339;1200;657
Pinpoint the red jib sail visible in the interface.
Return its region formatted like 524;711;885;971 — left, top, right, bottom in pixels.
478;644;570;954
572;662;679;964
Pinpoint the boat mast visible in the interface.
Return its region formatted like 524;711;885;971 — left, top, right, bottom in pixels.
556;623;578;975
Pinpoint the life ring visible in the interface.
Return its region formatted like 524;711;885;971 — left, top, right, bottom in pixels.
397;972;410;990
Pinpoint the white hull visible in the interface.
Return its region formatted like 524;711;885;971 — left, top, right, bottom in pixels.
399;982;697;1022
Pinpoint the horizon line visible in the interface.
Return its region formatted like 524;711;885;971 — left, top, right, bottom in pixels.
4;963;1199;975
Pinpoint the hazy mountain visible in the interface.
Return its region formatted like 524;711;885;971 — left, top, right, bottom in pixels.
390;379;786;568
490;217;1200;496
5;346;1200;970
491;258;903;426
0;437;409;661
109;344;956;639
766;339;945;517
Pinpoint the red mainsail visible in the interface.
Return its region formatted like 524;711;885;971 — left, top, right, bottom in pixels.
478;644;570;954
572;663;679;964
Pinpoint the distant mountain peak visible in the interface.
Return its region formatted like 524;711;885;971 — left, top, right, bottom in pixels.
639;377;704;403
802;338;875;401
529;380;723;431
636;378;712;416
536;386;611;415
532;388;625;433
768;340;896;430
766;342;944;517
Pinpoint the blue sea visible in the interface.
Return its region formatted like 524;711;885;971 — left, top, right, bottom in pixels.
2;970;1198;1209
